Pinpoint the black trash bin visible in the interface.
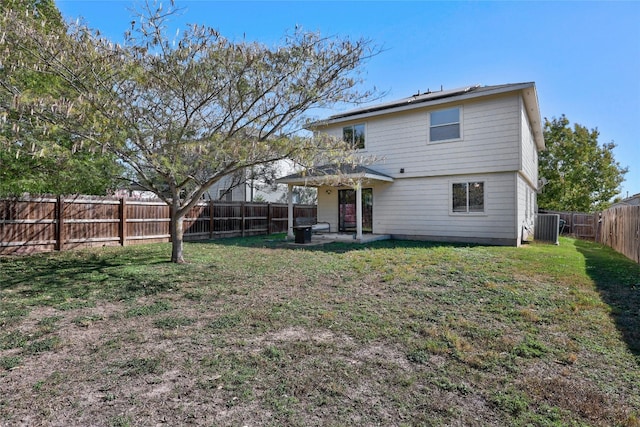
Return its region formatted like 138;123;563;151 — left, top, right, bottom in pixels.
293;226;312;244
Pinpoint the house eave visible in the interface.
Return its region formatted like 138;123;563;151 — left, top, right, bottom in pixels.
523;92;545;151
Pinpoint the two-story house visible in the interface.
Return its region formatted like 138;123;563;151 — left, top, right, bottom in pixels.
278;82;544;246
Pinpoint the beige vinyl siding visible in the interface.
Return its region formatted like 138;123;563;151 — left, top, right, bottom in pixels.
310;88;541;246
519;97;539;185
373;172;518;244
516;97;539;244
321;126;344;141
321;94;522;179
316;186;339;231
516;174;536;245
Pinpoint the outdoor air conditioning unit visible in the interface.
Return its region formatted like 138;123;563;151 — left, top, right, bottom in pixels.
535;214;560;245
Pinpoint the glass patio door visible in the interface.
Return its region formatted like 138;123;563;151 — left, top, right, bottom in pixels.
338;188;373;233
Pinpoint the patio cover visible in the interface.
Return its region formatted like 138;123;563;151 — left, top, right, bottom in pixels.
276;164;394;240
276;164;394;186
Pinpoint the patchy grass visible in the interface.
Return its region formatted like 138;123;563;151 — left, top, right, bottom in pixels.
0;235;638;426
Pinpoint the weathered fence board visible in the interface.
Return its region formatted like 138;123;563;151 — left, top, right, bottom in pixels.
572;213;597;240
0;196;316;255
598;205;640;263
538;210;599;239
0;198;58;252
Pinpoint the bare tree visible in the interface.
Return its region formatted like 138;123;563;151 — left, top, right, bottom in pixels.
1;1;378;262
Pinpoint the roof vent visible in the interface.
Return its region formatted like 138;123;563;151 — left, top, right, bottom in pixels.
413;88;433;97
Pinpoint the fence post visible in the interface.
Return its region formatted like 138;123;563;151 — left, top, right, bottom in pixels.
55;195;65;251
241;202;246;237
209;199;215;239
119;198;127;246
267;203;272;235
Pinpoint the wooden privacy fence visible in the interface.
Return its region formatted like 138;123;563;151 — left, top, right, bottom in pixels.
0;196;316;255
540;207;640;263
598;205;640;263
539;210;599;240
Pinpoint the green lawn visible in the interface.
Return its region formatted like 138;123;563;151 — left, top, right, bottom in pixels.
1;236;638;426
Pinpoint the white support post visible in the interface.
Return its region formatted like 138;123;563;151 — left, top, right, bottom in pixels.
287;184;294;239
355;182;363;241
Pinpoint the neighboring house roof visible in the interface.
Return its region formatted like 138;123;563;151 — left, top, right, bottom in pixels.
277;164;394;186
612;193;640;207
312;82;544;150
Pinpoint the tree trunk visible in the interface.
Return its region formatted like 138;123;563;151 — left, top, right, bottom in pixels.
170;203;185;263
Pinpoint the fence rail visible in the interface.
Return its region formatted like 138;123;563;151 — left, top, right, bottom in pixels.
0;196;316;255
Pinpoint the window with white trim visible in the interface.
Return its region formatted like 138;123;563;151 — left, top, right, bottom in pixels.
452;181;484;213
343;123;365;149
430;107;461;142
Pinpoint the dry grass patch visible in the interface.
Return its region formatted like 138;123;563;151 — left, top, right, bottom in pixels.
1;235;638;426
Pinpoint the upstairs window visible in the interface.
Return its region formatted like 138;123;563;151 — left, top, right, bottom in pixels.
343;123;365;149
430;107;461;142
452;181;484;213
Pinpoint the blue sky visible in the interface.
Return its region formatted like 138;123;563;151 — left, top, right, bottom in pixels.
55;0;640;199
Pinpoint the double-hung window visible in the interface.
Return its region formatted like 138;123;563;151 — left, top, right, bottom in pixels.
430;107;461;142
343;123;365;149
452;182;484;213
